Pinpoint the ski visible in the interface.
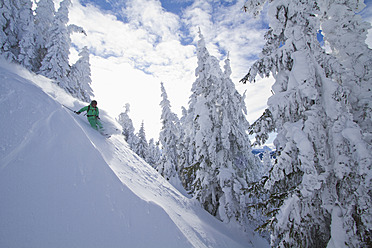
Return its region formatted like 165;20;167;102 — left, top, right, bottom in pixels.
99;131;111;138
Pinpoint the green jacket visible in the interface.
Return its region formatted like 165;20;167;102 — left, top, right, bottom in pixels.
78;104;99;118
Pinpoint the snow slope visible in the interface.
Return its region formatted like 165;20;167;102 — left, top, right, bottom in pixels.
0;60;268;248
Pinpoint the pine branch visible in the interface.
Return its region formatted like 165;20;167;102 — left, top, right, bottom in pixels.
248;108;275;146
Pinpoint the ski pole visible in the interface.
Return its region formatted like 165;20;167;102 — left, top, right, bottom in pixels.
62;104;78;114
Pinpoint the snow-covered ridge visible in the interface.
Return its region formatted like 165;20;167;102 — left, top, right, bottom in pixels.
0;60;268;248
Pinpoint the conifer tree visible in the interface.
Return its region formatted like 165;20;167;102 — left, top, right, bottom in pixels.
0;1;8;59
320;1;372;144
147;138;161;168
117;103;138;150
68;46;94;102
133;121;149;161
261;147;272;177
183;31;221;215
221;55;261;183
39;0;71;88
39;0;85;93
218;55;262;225
248;108;275;147
178;106;193;190
157;82;180;181
242;0;372;246
0;0;18;61
17;0;36;71
34;0;55;71
0;0;34;63
319;2;372;246
184;31;260;225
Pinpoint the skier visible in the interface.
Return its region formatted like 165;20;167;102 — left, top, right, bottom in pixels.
76;100;104;131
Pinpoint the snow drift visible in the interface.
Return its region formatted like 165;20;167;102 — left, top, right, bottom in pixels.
0;60;268;248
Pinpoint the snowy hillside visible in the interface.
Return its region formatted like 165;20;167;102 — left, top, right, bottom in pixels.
0;60;268;248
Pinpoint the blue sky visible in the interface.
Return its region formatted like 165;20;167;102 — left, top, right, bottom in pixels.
66;0;372;141
159;0;194;15
78;0;194;23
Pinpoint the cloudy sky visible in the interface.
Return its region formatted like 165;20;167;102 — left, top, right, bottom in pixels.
62;0;371;141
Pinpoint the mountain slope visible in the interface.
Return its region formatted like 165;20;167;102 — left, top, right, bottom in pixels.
0;60;268;248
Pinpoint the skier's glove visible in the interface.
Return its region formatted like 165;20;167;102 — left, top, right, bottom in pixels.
75;111;81;115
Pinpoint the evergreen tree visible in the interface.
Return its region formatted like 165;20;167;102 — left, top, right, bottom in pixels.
319;2;372;246
178;106;193;190
0;0;18;61
147;138;161;168
17;0;36;71
183;30;221;215
39;0;71;88
261;146;272;178
242;0;372;246
0;1;8;58
0;0;33;63
117;103;138;150
320;0;372;144
39;0;85;93
133;121;149;161
248;108;275;147
218;55;262;225
34;0;55;71
184;31;260;225
221;55;261;183
157;82;180;181
68;46;94;102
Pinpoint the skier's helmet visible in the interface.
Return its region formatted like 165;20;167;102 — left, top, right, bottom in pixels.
91;100;97;106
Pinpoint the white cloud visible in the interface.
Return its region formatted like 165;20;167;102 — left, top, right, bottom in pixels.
123;0;181;40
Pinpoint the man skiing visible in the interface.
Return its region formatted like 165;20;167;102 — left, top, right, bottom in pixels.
76;100;104;131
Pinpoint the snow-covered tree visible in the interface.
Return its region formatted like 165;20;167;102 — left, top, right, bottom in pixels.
147;138;161;168
178;106;193;190
34;0;55;71
242;0;372;246
117;103;138;150
182;31;222;216
0;1;9;59
17;0;36;71
133;121;149;161
0;0;18;61
68;46;94;102
157;82;180;181
319;2;372;246
183;31;260;225
217;55;262;225
260;147;272;177
248;108;275;147
221;55;261;183
39;0;85;93
0;0;34;63
319;1;372;144
39;0;71;88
